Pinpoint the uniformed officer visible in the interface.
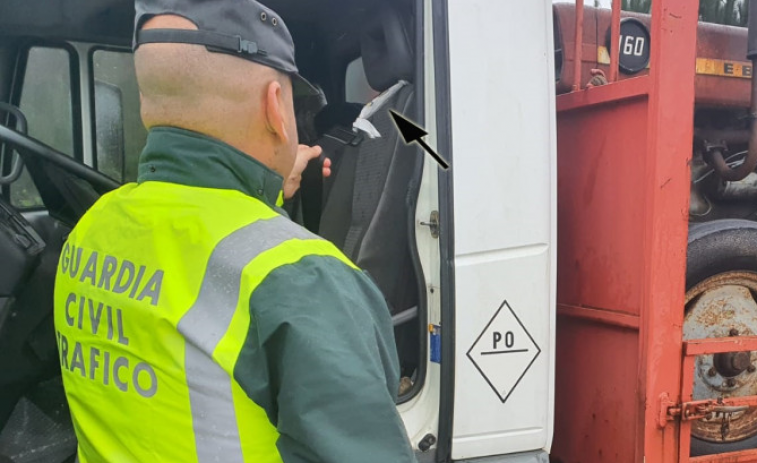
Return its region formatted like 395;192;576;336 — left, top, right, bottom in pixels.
53;0;417;461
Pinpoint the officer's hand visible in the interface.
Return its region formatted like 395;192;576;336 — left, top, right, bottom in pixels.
283;145;331;199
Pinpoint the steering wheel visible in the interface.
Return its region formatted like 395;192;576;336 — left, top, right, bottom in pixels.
0;104;119;224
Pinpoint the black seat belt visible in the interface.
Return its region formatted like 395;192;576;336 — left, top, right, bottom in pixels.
318;126;363;205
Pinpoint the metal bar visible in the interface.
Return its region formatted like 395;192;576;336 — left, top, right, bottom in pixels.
642;0;698;460
690;449;757;463
556;75;650;112
573;0;584;92
685;337;757;356
609;0;621;82
677;396;757;410
679;354;696;462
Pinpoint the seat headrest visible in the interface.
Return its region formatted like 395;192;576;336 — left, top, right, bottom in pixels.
360;7;414;93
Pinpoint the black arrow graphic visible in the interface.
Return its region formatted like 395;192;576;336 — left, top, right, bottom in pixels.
389;110;450;170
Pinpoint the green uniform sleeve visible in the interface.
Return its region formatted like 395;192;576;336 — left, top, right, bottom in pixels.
235;255;417;463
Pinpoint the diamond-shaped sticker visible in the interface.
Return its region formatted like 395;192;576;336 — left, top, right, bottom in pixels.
467;300;541;403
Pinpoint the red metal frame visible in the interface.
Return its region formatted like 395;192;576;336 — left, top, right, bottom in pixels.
572;0;584;91
643;2;699;461
555;0;757;461
569;0;622;91
553;0;699;462
678;337;757;462
609;0;621;82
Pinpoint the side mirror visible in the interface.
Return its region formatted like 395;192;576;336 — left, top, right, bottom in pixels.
94;80;125;182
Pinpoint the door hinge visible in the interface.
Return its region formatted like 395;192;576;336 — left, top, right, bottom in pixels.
658;393;748;427
420;211;440;239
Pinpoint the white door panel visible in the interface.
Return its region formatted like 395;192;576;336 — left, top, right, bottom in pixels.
447;0;557;459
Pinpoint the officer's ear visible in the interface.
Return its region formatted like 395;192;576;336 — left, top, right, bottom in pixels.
264;80;291;146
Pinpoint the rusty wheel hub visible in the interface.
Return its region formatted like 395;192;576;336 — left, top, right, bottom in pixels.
685;272;757;443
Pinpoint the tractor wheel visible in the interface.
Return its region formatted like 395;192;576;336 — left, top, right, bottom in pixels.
687;220;757;456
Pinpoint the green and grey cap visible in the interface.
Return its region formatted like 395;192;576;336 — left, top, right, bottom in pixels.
133;0;319;97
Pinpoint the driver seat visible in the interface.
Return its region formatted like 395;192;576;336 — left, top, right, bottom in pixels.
318;6;421;318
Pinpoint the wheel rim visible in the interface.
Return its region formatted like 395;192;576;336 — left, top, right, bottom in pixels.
685;272;757;443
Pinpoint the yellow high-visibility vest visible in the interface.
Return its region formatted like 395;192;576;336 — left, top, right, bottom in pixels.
54;179;353;463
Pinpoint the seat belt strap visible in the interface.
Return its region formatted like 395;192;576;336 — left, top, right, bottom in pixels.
319;126;362;206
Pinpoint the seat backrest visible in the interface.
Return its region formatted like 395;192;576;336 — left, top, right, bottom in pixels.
319;7;421;315
296;102;362;232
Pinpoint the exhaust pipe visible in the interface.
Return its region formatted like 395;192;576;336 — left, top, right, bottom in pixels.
708;0;757;182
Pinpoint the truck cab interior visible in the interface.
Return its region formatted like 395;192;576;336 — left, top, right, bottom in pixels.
0;0;427;461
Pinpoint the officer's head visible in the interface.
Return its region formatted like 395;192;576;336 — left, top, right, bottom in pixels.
132;0;317;178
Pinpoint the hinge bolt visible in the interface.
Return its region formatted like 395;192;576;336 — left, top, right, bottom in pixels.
726;378;737;387
730;328;740;336
708;367;717;377
419;211;440;239
418;433;437;452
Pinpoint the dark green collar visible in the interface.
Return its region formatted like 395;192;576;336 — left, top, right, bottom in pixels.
137;127;283;207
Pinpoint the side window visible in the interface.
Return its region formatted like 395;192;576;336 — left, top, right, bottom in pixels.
13;47;74;208
345;57;379;104
92;50;147;183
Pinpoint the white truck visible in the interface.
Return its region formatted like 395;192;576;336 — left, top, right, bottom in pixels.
0;0;557;462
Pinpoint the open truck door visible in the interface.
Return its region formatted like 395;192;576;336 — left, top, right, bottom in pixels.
442;0;557;461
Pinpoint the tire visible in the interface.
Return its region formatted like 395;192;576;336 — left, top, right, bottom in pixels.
688;220;757;286
688;219;757;456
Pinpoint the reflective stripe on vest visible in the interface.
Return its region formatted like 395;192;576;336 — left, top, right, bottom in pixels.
54;182;354;463
179;216;314;462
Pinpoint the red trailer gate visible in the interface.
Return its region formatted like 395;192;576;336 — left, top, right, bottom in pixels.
675;337;757;462
548;0;757;461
